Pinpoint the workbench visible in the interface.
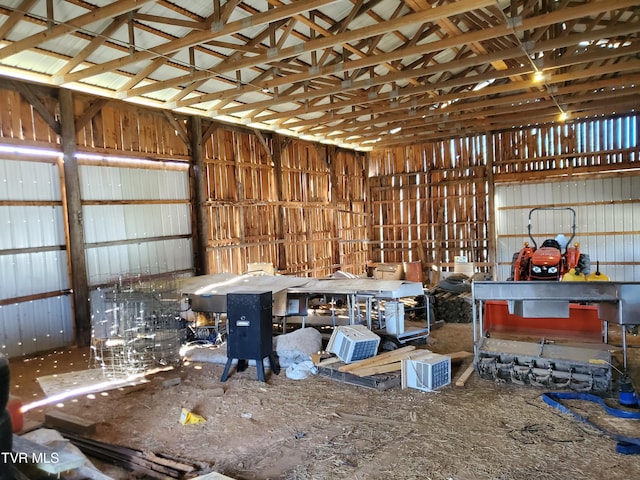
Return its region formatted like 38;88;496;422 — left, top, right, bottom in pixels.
178;273;428;341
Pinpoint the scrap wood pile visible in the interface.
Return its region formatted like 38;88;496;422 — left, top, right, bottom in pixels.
430;274;474;324
319;346;473;379
61;431;205;479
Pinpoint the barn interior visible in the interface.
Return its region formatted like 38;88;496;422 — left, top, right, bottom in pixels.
0;1;640;479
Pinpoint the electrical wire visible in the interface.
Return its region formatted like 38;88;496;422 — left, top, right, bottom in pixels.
493;0;567;119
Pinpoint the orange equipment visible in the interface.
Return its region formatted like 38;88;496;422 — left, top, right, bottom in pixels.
509;207;590;281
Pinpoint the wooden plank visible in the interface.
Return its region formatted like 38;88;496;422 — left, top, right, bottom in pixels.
446;351;473;362
44;410;97;435
352;361;402;377
318;356;341;366
19;93;34;141
455;363;476;387
350;348;466;377
338;345;415;372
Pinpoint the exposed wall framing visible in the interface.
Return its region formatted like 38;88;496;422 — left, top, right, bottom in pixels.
369;115;640;282
493;117;638;180
331;148;369;274
201;128;368;277
369;137;491;281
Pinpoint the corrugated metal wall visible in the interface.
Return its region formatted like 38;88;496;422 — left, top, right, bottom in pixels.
0;156;73;357
79;162;193;286
0;155;194;358
495;175;640;281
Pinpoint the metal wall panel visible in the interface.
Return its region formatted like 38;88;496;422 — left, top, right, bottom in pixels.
0;296;73;358
1;158;73;357
83;204;191;243
0;205;66;249
0;251;69;299
80;165;188;200
495;176;640;281
85;239;193;285
79;164;193;287
0;159;60;200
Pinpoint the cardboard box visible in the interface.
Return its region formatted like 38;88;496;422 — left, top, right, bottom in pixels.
373;263;404;280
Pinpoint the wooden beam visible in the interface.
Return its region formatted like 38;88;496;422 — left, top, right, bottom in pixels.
272;134;287;272
217;0;494;76
252;129;273;161
53;15;129;78
131;0;491;105
44;411;97;435
128;17;289;99
0;0;38;39
220;23;640;119
0;0;154;61
59;0;342;84
455;363;476;387
202;121;218;142
326;70;640;140
172;0;494;109
133;13;207;30
11;80;60;134
175;0;635;112
59;88;91;348
75;98;108;133
0;289;71;308
116;56;170;93
190;115;208;276
292;57;640;133
162;111;191;151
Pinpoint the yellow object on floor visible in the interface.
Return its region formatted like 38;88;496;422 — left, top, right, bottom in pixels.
180;408;207;425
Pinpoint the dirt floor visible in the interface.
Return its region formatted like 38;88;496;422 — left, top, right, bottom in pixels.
7;322;640;480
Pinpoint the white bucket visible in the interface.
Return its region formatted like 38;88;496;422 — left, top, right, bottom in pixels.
385;301;405;335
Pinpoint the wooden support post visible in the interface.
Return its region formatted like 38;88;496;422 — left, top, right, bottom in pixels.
191;115;208;275
364;151;373;263
59;88;91;347
328;146;341;272
273;134;287;272
485;133;496;279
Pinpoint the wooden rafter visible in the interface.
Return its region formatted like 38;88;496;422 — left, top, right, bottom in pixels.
0;0;154;61
11;80;60;134
0;0;637;148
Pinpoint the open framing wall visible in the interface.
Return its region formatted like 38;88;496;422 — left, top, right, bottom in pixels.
369;116;640;283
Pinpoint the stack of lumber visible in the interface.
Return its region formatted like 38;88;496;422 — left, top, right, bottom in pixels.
337;347;473;378
60;432;199;479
